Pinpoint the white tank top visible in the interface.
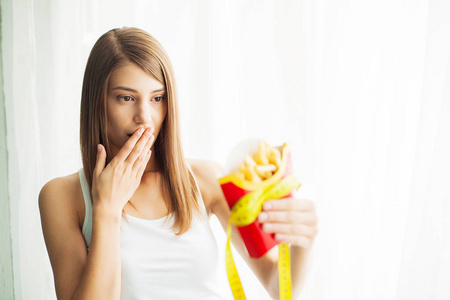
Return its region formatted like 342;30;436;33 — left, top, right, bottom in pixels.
78;168;229;300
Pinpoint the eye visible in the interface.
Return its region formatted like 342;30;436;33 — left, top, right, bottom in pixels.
153;96;165;103
117;95;134;102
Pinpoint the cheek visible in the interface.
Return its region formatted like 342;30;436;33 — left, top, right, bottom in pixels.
106;106;129;141
154;104;167;125
153;107;167;138
107;103;128;125
106;113;121;133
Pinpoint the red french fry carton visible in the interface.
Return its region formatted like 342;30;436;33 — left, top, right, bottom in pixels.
218;141;296;258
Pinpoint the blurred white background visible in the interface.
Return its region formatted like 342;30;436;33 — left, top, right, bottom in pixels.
1;0;449;299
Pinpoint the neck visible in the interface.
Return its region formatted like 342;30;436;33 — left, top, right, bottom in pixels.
144;154;160;173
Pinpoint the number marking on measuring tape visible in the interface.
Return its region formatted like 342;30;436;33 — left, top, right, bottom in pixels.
226;174;300;300
279;243;292;299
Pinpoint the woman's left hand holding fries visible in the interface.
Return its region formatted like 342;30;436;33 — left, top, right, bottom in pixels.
258;197;318;249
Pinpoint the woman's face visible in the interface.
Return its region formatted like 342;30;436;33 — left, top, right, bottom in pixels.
106;62;167;157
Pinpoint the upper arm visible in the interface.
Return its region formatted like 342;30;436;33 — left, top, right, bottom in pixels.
188;159;279;296
39;178;88;300
187;159;225;215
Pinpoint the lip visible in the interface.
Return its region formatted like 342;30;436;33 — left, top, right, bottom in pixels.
127;129;142;137
128;127;153;138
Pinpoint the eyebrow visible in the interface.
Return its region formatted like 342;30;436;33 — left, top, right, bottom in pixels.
111;86;166;93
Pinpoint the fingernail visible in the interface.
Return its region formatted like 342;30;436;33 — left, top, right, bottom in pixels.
263;223;272;231
263;202;272;210
258;212;268;222
97;145;101;153
138;128;144;134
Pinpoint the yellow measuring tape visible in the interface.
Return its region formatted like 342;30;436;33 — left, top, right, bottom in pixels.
226;174;301;300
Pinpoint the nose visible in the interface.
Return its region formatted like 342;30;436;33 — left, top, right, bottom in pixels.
133;101;152;126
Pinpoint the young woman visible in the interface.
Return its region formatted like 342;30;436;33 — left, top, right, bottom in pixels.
39;27;318;300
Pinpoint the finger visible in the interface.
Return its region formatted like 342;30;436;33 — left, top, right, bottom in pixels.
258;211;317;225
135;149;152;179
274;234;315;249
113;127;146;162
132;132;155;170
125;128;154;164
261;222;318;238
262;198;315;212
93;144;106;177
133;133;154;168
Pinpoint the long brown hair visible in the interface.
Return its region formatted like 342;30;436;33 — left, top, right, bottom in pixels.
80;27;201;234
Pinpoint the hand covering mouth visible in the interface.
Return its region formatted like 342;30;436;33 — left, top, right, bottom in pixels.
128;128;152;138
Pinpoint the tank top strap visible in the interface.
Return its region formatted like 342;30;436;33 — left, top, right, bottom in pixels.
78;168;93;250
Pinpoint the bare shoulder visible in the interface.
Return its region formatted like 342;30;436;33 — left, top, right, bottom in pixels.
39;171;84;228
186;159;227;214
38;171;89;299
39;172;80;198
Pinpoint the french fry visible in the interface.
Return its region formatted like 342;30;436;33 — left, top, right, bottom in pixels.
238;164;246;179
235;142;282;183
255;169;272;180
255;164;276;173
239;162;259;182
255;164;275;180
245;167;261;183
235;171;245;181
268;147;282;168
254;142;269;165
245;155;257;168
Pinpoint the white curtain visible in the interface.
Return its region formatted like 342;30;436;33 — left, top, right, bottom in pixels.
1;0;449;299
